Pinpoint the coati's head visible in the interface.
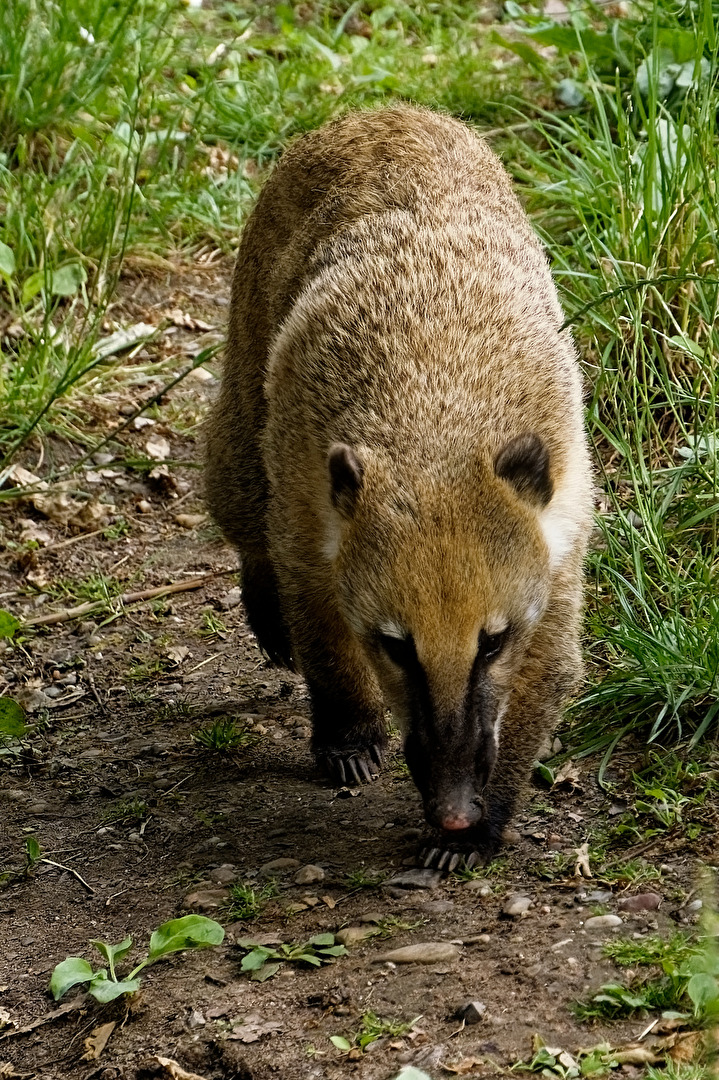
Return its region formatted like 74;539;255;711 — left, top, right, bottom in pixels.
325;435;557;834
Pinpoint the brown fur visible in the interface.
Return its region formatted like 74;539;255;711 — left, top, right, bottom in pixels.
206;105;593;856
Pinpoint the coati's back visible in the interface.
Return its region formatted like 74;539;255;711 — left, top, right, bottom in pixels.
207;106;592;858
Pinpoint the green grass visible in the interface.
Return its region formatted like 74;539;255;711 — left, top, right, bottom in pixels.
191;717;253;753
223;880;278;922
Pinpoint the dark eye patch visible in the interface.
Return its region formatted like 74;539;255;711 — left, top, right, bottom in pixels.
376;632;417;668
478;627;509;662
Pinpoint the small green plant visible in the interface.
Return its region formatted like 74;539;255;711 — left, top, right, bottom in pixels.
103;517;131;540
344;868;388;889
330;1011;422;1055
100;798;148;825
198;610;228;637
453;856;508;882
191;717;252;753
236;932;347;982
0;696;26;741
0;835;43;888
50;915;224;1003
371;916;425;939
224;881;278;922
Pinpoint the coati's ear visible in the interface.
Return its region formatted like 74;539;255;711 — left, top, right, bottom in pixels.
328;442;364;516
494;433;553;507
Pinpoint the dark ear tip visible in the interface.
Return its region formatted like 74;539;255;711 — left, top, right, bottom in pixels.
495;432;552;507
328;442;364;512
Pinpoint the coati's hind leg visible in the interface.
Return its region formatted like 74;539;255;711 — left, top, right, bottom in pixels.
241;553;294;669
420;586;584;870
285;586;388;784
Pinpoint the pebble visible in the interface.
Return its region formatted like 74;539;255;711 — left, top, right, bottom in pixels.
209;864;239;886
383;869;441;891
259;858;301;877
686;899;703;913
294;864;325;886
26;803;47;815
96;827;117;838
335;926;376;947
584;914;622;931
503;895;533;918
584;890;613;903
464;881;492;897
183;887;230;912
43;685;63;699
618;892;662;913
219;587;243;610
358;912;384;924
417;900;454;915
188;1009;206;1028
456;1001;487;1024
502;827;521;846
376;942;460;965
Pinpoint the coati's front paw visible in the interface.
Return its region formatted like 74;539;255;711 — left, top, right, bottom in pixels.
418;827;498;874
315;741;385;785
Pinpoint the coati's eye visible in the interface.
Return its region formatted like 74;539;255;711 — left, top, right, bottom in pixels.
478;628;508;662
376;632;416;668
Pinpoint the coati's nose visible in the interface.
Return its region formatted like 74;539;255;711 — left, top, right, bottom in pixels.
440;813;472;831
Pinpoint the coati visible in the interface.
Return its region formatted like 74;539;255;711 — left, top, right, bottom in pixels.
206;105;593;866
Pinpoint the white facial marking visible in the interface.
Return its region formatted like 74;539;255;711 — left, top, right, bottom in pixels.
526;599;543;625
494;702;507;743
486;613;509;636
322;518;341;562
377;620;407;640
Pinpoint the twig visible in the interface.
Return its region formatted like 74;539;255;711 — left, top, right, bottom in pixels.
22;571;232;628
40;859;95;893
0;996;85;1042
46;527;105;552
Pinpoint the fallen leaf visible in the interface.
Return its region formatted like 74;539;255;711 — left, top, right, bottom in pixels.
174;513;208;529
167;308;214;332
145;434;171;461
18;519;53;545
227;1013;282;1043
93;322;158;360
553;760;582;791
321;894;336;909
442;1058;483;1074
155;1057;210;1080
164;645;190;666
81;1021;116;1060
0;1010;14;1031
573;841;593;879
665;1031;705;1064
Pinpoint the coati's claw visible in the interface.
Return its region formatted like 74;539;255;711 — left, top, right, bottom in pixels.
318;745;383;786
423;847;441;868
371;744;384;767
357;756;375;783
465;850;480;870
346;756;361;785
437;849;451;871
448;852;461;873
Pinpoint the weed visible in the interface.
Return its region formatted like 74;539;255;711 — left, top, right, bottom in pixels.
224;881;278;922
191;717;252;753
198;610;228;637
370;916;425;939
0;835;42;889
330;1011;422;1055
50;915;224;1003
344;868;388;890
236;932;347;982
99;798;148;825
103;517;131;540
453;857;509;883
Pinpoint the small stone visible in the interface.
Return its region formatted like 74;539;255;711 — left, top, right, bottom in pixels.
284;901;308;914
219;587;243;610
376;942;460;965
686;899;703;913
259;858;301;877
210;864;239;885
503;895;533;918
127;831;142;844
96;827;117;838
183;887;230;912
43;685;63;699
585;890;613;903
502;827;521;846
417;900;454;915
547;833;563;849
456;1001;487;1025
357;912;384;924
384;869;441;891
336;926;376;946
584;914;622;931
618;892;662;913
551;736;563;754
188;1009;206;1028
27;803;47;815
464;881;492;896
294;864;325;886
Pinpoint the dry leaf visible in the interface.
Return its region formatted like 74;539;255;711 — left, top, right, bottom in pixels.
321;894;336;909
0;1064;23;1078
573;841;593;879
443;1057;483;1074
174;513;208;529
666;1031;705;1064
227;1013;282;1043
93;322;157;361
18;519;52;545
553;760;582;790
164;645;190;666
145;434;171;461
0;1010;14;1031
155;1057;210;1080
81;1021;116;1061
613;1046;660;1065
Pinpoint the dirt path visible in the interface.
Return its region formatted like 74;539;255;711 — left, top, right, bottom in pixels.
0;266;710;1080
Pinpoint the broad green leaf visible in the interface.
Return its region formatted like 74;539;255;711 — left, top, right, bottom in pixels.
51;262;87;297
319;945;347;957
90;936;133;966
147;915;224;960
308;933;336;946
49;957;95;1000
242;949;273;971
0;241;15;278
0;698;26;738
250;961;280;982
0;611;20;641
25;836;42;864
21;271;44;305
330;1036;352;1051
687;972;719;1013
88;972;141;1002
295;953;322;966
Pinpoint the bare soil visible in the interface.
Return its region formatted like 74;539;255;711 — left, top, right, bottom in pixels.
0;266;712;1080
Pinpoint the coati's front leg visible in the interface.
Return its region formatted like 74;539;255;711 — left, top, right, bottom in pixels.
285;584;388;785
